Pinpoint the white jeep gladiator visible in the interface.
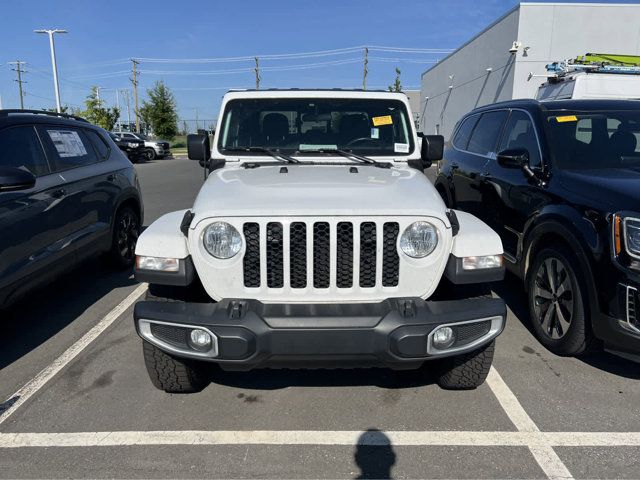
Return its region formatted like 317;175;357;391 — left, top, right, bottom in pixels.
133;89;506;393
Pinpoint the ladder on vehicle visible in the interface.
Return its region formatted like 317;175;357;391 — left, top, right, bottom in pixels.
545;53;640;77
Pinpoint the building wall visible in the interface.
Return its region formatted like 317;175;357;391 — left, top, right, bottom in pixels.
404;90;421;126
419;7;520;139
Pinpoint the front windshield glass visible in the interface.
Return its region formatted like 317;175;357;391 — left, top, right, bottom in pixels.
545;110;640;169
218;98;414;156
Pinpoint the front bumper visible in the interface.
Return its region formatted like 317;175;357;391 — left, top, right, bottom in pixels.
133;297;506;370
594;282;640;355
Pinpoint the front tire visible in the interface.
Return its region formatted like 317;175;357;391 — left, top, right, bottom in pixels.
145;148;156;160
437;341;495;390
142;341;210;393
109;205;140;268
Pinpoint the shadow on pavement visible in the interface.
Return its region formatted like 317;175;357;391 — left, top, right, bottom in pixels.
0;258;137;371
493;271;640;379
354;429;396;479
209;365;437;391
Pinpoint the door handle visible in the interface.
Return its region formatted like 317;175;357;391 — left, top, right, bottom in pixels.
51;188;67;198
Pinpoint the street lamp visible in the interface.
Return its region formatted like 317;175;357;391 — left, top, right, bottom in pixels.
34;29;67;113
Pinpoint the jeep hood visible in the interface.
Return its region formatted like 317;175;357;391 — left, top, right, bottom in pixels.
191;164;448;222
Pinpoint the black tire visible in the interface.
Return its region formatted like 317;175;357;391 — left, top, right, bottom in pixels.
527;245;597;355
437;341;495;390
145;148;156;160
142;341;210;393
108;205;140;269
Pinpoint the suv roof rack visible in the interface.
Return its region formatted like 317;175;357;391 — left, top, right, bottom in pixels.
0;109;89;123
227;88;391;93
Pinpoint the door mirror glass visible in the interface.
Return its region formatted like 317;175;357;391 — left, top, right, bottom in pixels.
187;134;211;161
0;166;36;192
421;135;444;168
497;148;529;168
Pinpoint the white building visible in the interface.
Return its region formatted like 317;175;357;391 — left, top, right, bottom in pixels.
419;2;640;139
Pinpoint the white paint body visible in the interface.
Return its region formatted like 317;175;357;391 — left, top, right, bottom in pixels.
136;90;503;303
536;73;640;101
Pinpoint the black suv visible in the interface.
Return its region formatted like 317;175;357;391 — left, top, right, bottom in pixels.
435;99;640;357
0;110;143;308
108;132;146;163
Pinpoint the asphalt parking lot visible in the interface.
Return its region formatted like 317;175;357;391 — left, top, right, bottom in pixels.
1;158;639;479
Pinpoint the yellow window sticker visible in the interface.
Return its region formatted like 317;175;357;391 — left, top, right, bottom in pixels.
372;115;393;126
554;115;578;123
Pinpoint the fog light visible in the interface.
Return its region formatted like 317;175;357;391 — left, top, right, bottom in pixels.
432;326;455;349
189;329;212;351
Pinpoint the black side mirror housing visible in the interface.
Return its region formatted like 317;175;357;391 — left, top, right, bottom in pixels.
497;148;529;169
421;135;444;168
0;167;36;192
187;134;211;161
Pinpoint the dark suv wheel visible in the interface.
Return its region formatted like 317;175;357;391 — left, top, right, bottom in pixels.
527;245;595;355
109;205;140;268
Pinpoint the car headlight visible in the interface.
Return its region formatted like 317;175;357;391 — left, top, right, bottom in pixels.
624;217;640;259
400;221;438;258
203;222;242;259
127;142;139;148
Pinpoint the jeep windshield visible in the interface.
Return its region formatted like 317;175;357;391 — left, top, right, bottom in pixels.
218;98;414;156
545;110;640;169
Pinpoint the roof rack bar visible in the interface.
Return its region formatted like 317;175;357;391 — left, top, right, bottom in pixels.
0;109;89;123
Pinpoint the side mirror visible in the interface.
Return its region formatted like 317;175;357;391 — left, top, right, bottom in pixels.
187;134;211;161
497;149;529;169
0;167;36;192
420;135;444;168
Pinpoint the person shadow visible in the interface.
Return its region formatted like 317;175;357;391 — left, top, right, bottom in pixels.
354;429;396;479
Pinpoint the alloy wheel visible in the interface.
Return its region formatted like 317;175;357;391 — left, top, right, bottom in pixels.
532;257;574;339
116;210;139;263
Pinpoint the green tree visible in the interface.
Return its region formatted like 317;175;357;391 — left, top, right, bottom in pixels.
388;67;402;92
140;81;178;140
82;87;119;130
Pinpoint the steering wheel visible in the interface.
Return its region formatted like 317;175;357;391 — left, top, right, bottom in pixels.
345;137;381;147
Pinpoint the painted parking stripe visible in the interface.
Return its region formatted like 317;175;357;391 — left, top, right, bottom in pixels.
0;283;148;425
1;430;639;448
486;367;573;480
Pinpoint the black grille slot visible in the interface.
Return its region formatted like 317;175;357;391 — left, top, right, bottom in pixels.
452;321;492;348
336;222;353;288
266;222;283;288
313;222;330;288
243;223;261;288
382;222;400;287
359;222;377;288
150;323;189;349
290;222;307;288
628;287;639;329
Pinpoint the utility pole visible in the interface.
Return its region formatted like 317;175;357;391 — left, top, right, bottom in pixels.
122;89;131;129
8;61;27;109
254;57;261;90
195;108;199;131
34;29;67;113
115;89;121;131
130;59;140;133
363;47;369;91
95;86;101;102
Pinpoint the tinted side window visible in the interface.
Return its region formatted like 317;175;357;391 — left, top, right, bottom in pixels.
85;130;110;160
498;110;542;167
452;115;478;150
44;128;98;171
0;126;50;176
467;111;508;156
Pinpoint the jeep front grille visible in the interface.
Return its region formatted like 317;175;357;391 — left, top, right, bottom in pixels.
242;220;401;290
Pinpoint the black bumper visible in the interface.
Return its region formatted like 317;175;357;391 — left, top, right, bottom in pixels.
594;282;640;355
133;297;506;371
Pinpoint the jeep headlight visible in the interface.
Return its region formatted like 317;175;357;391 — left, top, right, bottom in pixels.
203;222;242;259
400;221;438;258
624;217;640;259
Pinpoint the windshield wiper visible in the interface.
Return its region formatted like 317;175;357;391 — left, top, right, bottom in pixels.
223;147;299;164
295;148;390;168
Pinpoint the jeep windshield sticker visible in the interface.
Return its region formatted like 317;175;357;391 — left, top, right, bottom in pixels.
370;128;380;139
298;144;338;151
372;115;393;126
47;130;88;158
553;115;578;123
394;143;409;153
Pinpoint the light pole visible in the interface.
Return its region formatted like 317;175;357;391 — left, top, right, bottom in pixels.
34;29;67;113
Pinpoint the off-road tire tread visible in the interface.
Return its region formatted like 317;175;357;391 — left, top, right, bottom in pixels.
142;341;209;393
437;341;494;390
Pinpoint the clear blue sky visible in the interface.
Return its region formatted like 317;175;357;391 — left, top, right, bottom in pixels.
1;0;636;125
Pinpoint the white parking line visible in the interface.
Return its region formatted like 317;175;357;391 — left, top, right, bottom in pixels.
486;367;574;480
1;430;639;448
0;283;148;426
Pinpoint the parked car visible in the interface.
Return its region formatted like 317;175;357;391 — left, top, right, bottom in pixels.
108;132;146;163
435;98;640;357
0;109;143;309
132;89;506;394
115;131;171;160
